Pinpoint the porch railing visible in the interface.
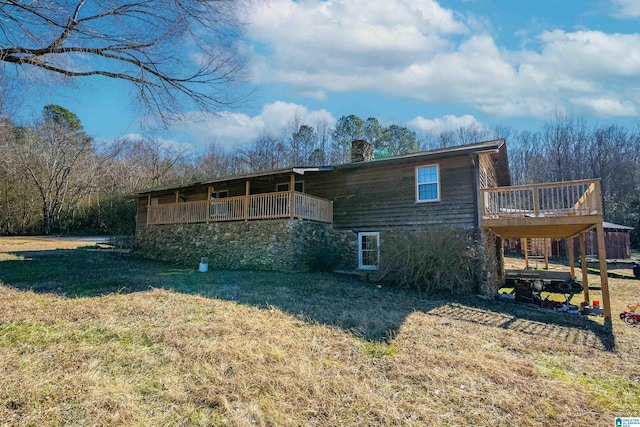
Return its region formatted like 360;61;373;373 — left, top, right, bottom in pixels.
147;191;333;225
481;179;602;220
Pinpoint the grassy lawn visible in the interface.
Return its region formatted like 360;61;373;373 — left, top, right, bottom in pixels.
1;237;639;426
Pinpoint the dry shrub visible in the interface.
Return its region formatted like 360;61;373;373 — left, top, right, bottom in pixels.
378;227;476;293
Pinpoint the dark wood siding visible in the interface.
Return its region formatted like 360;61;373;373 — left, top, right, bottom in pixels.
305;156;476;231
135;198;148;236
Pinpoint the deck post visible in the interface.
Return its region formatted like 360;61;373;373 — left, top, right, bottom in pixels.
244;181;250;220
523;238;529;268
579;232;590;304
289;174;295;219
596;222;611;319
175;191;179;204
568;237;575;280
544;238;549;270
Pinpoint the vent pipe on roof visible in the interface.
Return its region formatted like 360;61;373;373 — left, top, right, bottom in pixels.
351;140;374;163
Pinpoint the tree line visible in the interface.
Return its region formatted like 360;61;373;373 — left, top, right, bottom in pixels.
1;107;638;248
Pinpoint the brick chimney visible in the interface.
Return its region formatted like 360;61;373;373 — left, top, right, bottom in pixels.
351;140;374;163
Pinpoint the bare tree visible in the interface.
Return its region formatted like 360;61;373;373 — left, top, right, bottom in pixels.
0;0;249;122
13;106;94;234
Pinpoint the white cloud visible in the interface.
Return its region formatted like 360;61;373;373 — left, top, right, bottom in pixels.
570;97;637;117
171;102;336;149
119;133;196;154
611;0;640;18
244;0;640;119
408;114;486;134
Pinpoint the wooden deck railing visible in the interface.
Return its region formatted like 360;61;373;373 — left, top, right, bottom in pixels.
147;191;333;225
481;179;602;220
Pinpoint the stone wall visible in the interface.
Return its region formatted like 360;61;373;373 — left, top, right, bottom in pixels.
475;229;504;296
134;219;357;272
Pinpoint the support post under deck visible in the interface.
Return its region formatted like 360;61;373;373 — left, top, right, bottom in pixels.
596;222;612;319
579;232;590;305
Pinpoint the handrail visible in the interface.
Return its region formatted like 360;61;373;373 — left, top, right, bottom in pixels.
481;179;602;220
147;191;333;225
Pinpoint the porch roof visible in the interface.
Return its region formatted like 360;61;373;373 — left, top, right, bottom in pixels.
135;167;333;195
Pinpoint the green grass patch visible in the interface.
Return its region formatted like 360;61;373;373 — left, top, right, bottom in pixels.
360;340;399;358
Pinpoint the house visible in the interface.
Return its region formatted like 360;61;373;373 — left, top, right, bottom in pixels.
133;139;613;318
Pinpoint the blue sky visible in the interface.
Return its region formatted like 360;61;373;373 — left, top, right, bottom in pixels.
13;0;640;151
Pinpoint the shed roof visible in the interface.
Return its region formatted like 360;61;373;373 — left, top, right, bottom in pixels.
602;222;634;231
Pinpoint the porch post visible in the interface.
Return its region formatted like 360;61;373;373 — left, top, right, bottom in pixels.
206;186;212;224
523;238;529;269
579;232;590;304
147;194;151;225
289;174;295;219
568;237;575;280
175;190;179;203
596;222;611;319
244;180;250;220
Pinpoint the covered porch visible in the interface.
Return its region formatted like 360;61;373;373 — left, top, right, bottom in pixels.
480;178;612;319
147;191;332;225
137;169;334;229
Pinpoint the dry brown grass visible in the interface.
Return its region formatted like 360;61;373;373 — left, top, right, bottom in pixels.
1;237;639;426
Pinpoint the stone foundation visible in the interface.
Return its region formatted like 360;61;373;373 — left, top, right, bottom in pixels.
134;220;356;272
475;228;504;295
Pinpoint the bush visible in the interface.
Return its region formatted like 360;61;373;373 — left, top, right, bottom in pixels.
378;227;477;293
304;243;337;272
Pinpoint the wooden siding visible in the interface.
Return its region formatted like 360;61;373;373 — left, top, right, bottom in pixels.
304;156;476;231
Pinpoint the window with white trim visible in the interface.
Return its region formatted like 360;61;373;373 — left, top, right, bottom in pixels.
150;198;159;206
416;164;440;202
210;190;229;199
358;232;380;270
210;190;229;218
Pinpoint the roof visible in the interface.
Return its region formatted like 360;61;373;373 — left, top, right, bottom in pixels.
135;139;508;195
602;222;634;231
338;138;506;169
135;166;333;195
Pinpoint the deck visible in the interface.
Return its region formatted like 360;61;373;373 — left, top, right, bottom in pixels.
147;191;333;225
480;179;602;238
481;178;612;318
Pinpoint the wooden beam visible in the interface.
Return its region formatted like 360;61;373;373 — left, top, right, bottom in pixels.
483;214;603;228
289;174;295;219
580;232;590;305
175;191;179;204
523;238;529;269
596;222;612;319
147;194;151;206
568;237;575;280
544;238;549;270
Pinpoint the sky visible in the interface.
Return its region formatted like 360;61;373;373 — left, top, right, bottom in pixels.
11;0;640;152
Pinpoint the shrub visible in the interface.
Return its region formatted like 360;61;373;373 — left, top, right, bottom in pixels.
378;227;476;293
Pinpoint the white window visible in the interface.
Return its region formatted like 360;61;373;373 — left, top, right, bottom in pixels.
416;164;440;202
150;198;159;206
210;190;229;199
210;190;229;218
276;181;304;192
358;232;380;270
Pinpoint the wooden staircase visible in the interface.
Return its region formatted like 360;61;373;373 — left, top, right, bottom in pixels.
522;238;549;269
